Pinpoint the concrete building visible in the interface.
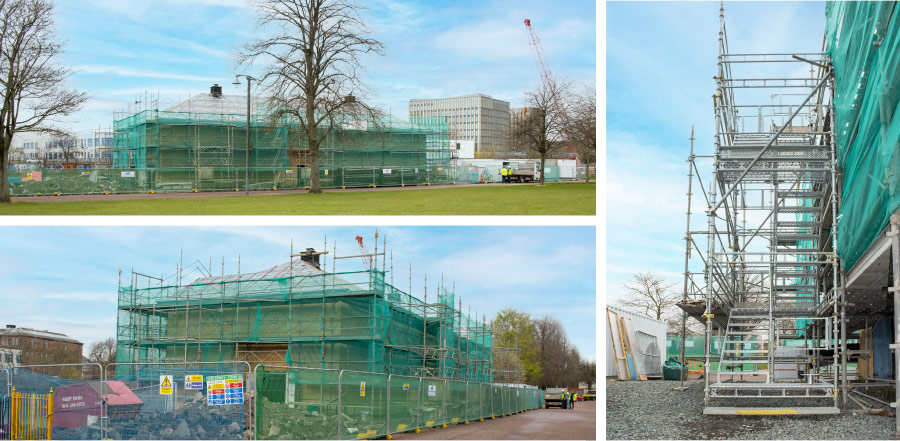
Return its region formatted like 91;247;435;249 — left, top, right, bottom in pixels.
409;94;509;153
0;324;83;365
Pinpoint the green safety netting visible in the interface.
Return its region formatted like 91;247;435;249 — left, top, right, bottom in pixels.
254;366;542;440
117;269;493;381
827;1;900;269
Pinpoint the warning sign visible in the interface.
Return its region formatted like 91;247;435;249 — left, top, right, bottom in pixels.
428;384;437;397
360;381;366;397
185;375;203;390
160;375;173;395
207;374;243;405
402;383;410;391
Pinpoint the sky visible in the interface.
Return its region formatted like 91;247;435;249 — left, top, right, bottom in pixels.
606;2;826;305
0;226;596;361
48;0;596;134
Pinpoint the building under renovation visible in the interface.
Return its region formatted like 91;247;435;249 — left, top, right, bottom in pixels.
111;85;454;191
678;0;900;429
115;244;497;383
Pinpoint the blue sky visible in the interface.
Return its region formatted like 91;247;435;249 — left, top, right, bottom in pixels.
52;0;596;133
606;2;826;304
0;226;596;361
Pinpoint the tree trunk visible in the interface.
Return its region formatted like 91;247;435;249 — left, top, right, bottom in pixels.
307;110;322;194
0;137;10;203
539;154;546;186
584;157;591;183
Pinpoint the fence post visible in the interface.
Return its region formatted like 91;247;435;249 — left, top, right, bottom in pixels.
47;388;53;440
337;370;343;440
442;379;447;427
252;364;259;441
386;374;391;436
416;377;422;433
464;381;468;423
11;386;16;440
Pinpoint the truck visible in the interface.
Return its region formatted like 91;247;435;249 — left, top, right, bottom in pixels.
543;387;567;409
503;161;541;183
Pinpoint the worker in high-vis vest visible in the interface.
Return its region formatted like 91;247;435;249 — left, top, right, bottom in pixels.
570;392;577;410
500;167;508;183
560;391;568;409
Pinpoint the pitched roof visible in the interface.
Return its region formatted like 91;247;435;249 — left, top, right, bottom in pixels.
166;92;267;116
0;327;82;344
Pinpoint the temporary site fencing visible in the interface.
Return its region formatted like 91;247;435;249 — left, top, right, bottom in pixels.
254;365;543;440
1;363;543;440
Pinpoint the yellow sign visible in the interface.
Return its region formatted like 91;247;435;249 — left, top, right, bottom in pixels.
360;381;366;397
160;375;173;395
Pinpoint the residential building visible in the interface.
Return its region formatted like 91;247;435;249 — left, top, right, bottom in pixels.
0;324;83;365
409;94;510;153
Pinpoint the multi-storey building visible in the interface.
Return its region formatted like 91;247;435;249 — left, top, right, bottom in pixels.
0;325;83;365
409;94;510;153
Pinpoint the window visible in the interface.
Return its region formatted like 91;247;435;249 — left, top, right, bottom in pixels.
1;338;6;345
4;354;10;363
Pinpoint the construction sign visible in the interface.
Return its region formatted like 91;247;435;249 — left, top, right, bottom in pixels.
207;374;244;405
160;375;173;395
428;384;437;397
402;383;410;391
185;375;203;390
360;381;366;397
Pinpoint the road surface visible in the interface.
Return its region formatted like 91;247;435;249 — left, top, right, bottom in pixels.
392;401;596;440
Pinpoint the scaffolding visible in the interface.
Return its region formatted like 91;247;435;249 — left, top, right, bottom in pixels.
110;90;454;191
115;238;495;383
680;3;843;415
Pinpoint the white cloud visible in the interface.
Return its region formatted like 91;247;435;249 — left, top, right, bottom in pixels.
75;65;219;83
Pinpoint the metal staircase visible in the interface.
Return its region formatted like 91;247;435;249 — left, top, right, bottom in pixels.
679;3;846;417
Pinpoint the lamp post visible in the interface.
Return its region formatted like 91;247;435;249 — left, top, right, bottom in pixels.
233;75;255;195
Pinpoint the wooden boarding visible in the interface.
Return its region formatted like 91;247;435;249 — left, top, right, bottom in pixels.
606;308;629;380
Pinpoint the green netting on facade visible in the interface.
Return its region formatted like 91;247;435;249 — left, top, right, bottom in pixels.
827;1;900;269
103;108;453;193
116;268;493;383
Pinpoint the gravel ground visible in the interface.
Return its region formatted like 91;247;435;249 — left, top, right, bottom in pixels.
606;380;895;440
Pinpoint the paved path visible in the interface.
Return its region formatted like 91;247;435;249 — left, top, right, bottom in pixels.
10;182;552;203
392;401;596;440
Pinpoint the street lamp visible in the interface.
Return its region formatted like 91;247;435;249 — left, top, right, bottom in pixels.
233;75;255;196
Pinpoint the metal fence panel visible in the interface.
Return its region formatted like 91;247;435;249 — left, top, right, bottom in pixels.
465;382;480;422
7;364;102;440
418;379;444;429
479;384;491;420
0;394;9;440
446;380;466;425
338;371;387;440
105;362;248;441
387;375;419;435
255;365;339;440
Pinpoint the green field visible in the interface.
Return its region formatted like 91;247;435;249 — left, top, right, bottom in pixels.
0;183;595;215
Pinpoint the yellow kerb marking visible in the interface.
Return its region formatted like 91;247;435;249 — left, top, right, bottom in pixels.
736;409;797;415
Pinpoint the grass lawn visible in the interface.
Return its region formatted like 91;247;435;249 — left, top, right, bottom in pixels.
0;183;595;215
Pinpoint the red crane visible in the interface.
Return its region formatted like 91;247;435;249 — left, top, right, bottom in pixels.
355;235;373;270
524;19;569;126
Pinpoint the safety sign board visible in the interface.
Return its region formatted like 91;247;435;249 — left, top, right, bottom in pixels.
207;374;243;405
428;385;437;397
360;381;366;397
402;383;410;391
160;375;173;395
185;375;203;390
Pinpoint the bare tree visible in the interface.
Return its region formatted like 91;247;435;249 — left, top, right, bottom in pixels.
86;337;116;376
567;83;596;182
617;271;679;321
511;77;570;186
239;0;385;194
48;131;77;165
0;0;87;203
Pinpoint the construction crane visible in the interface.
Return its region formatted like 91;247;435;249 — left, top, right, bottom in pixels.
355;235;373;270
523;19;569;126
